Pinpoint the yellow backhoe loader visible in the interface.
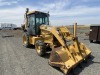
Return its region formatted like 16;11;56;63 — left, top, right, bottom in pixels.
22;8;91;74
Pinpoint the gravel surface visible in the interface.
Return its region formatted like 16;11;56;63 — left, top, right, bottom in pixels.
0;29;100;75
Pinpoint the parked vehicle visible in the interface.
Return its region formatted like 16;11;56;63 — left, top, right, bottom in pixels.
0;23;17;30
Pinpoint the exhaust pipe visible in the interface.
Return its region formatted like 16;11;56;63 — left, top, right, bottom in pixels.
26;8;29;14
74;22;77;37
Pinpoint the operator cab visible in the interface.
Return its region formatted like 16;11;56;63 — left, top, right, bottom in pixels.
25;8;49;36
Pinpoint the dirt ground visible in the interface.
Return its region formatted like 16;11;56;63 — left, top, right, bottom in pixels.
0;28;100;75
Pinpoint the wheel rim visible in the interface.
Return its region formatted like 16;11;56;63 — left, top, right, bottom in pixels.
23;35;27;44
36;45;41;54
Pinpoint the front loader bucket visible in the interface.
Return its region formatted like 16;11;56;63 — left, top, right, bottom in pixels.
49;45;91;74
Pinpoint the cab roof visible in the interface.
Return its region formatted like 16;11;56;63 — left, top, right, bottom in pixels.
27;10;49;15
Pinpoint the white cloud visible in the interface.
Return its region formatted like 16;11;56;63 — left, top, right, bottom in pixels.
0;0;100;26
0;7;23;26
0;0;23;6
40;0;69;11
39;1;100;17
40;0;100;17
0;6;38;26
50;6;100;17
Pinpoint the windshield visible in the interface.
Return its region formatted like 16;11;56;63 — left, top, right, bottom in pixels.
36;14;49;25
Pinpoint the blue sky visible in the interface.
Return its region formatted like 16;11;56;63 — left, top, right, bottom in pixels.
0;0;100;26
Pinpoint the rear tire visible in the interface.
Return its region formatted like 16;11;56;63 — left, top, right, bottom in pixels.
23;33;31;48
35;40;46;56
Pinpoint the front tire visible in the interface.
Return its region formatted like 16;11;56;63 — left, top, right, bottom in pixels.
35;40;46;56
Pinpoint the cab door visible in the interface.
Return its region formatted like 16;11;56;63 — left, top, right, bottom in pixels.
27;14;35;35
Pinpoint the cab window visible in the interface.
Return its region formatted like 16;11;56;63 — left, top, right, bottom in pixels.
36;13;49;25
28;14;35;26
